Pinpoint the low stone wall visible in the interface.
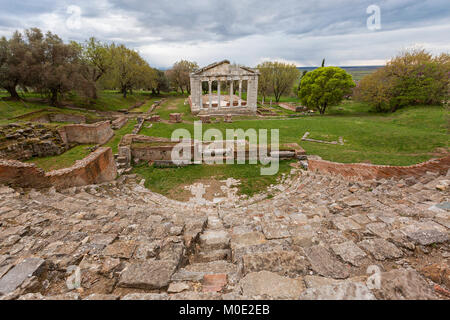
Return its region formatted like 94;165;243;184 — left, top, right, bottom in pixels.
0;147;117;189
0;159;49;188
31;113;86;124
308;155;450;180
111;117;128;130
59;121;114;145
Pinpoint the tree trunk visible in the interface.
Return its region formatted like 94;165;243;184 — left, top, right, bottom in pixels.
50;89;59;107
319;103;327;115
5;86;20;100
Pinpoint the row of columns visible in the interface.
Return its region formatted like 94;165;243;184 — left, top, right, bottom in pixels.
203;79;244;110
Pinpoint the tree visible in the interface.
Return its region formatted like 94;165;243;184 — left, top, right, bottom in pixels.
166;60;198;94
256;61;273;103
257;61;300;102
79;37;113;99
0;32;28;99
297;70;308;92
34;31;94;106
353;68;394;112
298;66;355;115
108;44;156;98
354;48;450;112
152;69;170;94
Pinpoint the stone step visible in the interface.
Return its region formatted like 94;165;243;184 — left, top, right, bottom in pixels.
207;216;224;229
194;249;231;263
198;230;230;250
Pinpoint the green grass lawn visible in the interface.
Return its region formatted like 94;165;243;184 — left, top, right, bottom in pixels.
103;119;137;153
151;95;195;121
132;160;295;198
3;90;449;199
25;144;95;171
139;102;449;166
25;118;137;171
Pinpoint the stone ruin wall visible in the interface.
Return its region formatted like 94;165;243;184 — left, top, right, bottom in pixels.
0;123;67;161
0;147;117;189
111;116;128;130
308;155;450;180
58;121;114;146
31;113;87;124
1;120;115;161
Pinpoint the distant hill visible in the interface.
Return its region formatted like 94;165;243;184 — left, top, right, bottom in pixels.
298;66;383;81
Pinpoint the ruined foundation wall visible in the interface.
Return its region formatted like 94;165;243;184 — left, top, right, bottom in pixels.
0;159;50;188
59;121;114;145
46;147;117;188
0;147;117;189
308;155;450;180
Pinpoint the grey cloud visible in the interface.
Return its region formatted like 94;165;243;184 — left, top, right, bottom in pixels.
0;0;448;68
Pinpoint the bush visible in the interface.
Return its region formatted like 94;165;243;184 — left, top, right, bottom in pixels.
298;66;355;114
354;49;450;112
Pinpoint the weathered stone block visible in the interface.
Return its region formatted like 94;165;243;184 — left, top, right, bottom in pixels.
0;257;45;295
304;245;350;279
118;260;176;289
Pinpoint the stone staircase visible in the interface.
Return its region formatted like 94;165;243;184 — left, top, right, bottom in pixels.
0;168;449;300
194;210;231;263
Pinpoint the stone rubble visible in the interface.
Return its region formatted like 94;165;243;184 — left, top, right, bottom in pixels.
0;167;449;300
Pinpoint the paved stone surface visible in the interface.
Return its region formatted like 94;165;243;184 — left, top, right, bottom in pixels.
239;271;305;299
242;250;308;277
406;229;449;245
299;282;376;300
358;239;403;261
0;168;448;300
304;245;350;279
330;241;367;267
373;269;438;300
118;260;176;289
0;257;45;295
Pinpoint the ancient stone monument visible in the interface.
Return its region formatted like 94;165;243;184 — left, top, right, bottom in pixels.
189;60;259;115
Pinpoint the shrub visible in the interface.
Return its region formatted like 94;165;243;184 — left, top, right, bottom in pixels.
354;49;450;112
298;66;355;114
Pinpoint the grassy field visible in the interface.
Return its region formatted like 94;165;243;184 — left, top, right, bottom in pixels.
2;89;448;198
140;101;449;166
25;144;95;171
132;160;295;198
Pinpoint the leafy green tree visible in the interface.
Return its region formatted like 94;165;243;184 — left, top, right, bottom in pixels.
298;66;355;114
78;37;113;98
354;48;450;112
257;61;300;102
152;69;170;94
0;32;28;99
33;31;94;106
108;44;156;98
166;60;198;94
353;68;393;112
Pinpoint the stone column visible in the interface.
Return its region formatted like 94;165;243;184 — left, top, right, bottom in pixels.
247;76;258;112
190;77;197;111
229;80;233;108
208;80;212;110
198;80;203;108
217;80;221;109
238;80;242;107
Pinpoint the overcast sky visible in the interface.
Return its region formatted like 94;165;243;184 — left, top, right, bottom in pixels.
0;0;448;68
